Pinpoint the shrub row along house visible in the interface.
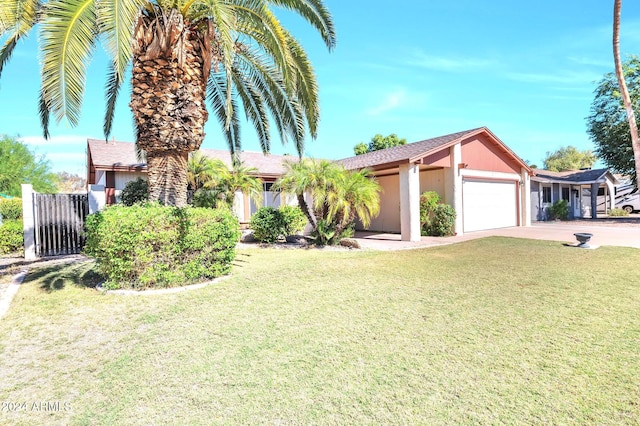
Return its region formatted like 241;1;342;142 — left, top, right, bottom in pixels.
86;127;618;242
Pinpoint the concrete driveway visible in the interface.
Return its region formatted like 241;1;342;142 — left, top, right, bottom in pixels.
354;221;640;250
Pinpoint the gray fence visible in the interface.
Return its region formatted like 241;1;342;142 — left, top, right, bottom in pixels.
34;193;89;257
21;185;89;259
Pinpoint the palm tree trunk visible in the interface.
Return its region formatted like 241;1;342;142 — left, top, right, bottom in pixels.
613;0;640;182
130;9;212;206
146;150;189;206
297;193;317;229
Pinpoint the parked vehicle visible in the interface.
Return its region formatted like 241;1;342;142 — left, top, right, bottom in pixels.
616;189;640;213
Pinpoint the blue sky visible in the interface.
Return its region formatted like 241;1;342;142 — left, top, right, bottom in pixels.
1;0;639;175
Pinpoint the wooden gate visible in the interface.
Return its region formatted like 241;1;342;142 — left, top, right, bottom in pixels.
34;194;89;256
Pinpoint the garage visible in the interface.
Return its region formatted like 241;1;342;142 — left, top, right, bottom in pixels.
463;179;518;232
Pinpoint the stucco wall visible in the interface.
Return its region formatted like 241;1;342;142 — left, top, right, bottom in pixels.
530;181;542;221
461;135;521;174
420;168;445;196
115;172;142;191
367;174;401;233
365;168;446;233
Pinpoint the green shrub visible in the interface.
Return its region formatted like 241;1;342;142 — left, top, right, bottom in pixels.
309;219;338;245
427;204;456;236
120;178;148;206
278;205;307;235
0;219;23;254
419;191;455;236
250;207;282;243
250;206;307;243
420;191;441;235
548;199;569;220
0;198;22;220
84;203;240;289
609;207;629;217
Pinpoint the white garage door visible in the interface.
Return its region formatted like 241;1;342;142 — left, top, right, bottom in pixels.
463;179;517;232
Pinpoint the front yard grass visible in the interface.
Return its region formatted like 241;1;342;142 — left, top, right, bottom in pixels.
0;237;639;424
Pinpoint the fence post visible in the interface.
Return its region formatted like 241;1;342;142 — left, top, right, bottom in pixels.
21;184;37;260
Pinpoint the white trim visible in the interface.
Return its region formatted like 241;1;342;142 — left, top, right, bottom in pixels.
460;168;521;181
521;167;531;227
399;163;421;242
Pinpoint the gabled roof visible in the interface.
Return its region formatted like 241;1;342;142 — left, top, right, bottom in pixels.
87;139;294;177
532;168;620;185
88;139;145;170
338;127;530;172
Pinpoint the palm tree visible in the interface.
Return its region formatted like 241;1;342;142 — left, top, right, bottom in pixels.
613;0;640;183
0;0;336;206
190;154;261;211
275;158;340;228
275;158;381;244
217;162;263;209
327;168;380;237
187;151;226;192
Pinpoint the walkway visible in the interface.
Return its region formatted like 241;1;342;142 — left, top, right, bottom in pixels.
354;221;640;250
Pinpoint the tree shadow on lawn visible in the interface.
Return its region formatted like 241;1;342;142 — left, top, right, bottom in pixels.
22;260;104;292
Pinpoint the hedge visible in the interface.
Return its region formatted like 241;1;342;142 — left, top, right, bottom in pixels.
84;204;240;289
0;219;23;254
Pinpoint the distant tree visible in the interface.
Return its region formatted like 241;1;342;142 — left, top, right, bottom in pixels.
56;172;86;193
353;134;407;155
542;146;598;172
586;56;640;181
612;0;640;183
0;135;57;196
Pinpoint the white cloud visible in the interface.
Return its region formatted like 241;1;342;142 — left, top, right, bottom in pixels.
406;51;498;72
366;90;408;116
505;70;602;85
19;135;88;146
567;56;612;68
44;152;87;174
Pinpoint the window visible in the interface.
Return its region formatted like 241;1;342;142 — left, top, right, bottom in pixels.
597;187;605;196
263;182;280;192
562;187;570;201
542;186;552;203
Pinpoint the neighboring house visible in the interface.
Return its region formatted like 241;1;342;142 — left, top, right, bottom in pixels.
339;127;533;241
86;139;295;222
530;168;619;221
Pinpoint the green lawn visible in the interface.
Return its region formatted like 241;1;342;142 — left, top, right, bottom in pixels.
1;237;639;425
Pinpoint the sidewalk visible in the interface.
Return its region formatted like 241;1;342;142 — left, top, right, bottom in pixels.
354;221;640;250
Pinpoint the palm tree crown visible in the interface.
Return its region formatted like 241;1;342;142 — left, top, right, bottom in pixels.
0;0;336;205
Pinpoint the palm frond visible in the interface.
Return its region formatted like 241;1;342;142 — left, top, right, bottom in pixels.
38;89;50;139
40;0;97;126
96;0;142;83
233;2;292;85
268;0;336;50
208;72;242;155
103;61;121;138
199;0;237;128
285;32;319;138
0;0;40;76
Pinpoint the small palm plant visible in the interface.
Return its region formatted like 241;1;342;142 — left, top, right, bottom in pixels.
189;153;262;211
275;159;381;245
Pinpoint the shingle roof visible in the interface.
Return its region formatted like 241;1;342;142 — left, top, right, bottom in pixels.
88;139;145;169
338;128;484;170
87;139;294;177
532;168;616;184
